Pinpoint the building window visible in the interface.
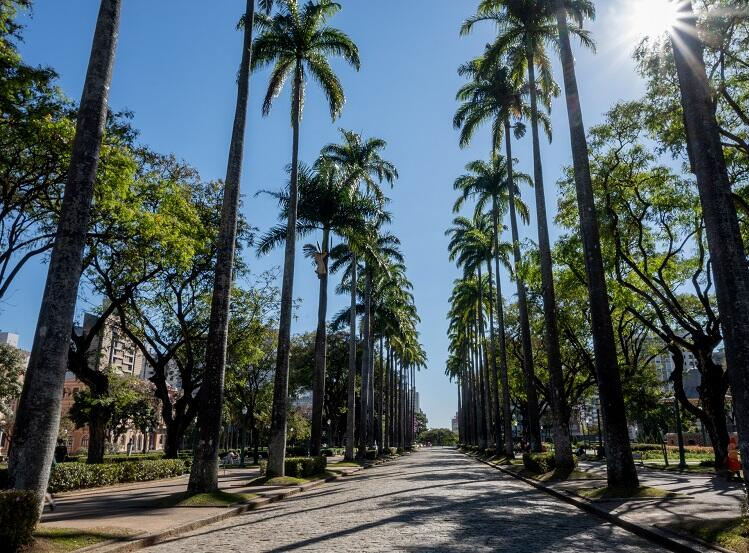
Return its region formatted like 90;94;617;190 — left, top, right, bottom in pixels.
81;436;89;447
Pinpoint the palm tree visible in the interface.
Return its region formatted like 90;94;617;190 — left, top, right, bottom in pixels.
453;59;544;452
189;0;270;493
667;0;749;481
462;0;594;471
256;159;378;456
552;0;638;489
320;129;397;456
453;157;527;456
8;0;122;512
252;0;359;476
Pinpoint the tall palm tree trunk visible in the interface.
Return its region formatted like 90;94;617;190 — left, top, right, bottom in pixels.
189;0;255;492
311;227;331;456
366;281;375;447
491;197;514;456
9;0;121;512
345;254;358;461
525;44;574;470
670;0;749;483
485;259;502;453
358;266;371;457
554;2;638;489
476;270;492;450
268;61;303;477
503;123;541;452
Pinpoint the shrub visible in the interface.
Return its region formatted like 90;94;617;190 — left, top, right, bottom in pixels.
0;468;8;489
47;459;189;493
285;446;308;457
523;452;556;474
388;447;397;456
285;456;327;478
0;490;38;551
258;460;268;476
364;449;378;461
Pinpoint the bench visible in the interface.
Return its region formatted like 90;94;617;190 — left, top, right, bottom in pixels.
632;452;644;465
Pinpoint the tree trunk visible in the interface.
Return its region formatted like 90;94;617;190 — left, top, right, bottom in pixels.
358;265;371;457
670;0;749;485
525;44;574;471
311;227;331;456
9;0;121;513
86;402;109;464
189;0;255;492
554;2;638;489
491;197;514;457
267;60;303;477
345;254;358;461
485;259;502;454
503;123;541;452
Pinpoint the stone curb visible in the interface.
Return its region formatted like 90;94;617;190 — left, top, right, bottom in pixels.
465;452;719;553
77;457;399;552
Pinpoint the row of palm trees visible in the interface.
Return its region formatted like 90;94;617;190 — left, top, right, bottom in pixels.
448;0;749;491
8;0;425;512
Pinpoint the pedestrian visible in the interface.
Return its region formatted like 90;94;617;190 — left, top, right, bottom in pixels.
54;439;68;463
44;455;57;512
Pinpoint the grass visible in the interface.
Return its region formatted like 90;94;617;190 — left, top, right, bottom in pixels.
329;461;361;468
668;517;749;553
503;465;604;482
154;490;258;508
576;485;682;500
30;527;134;552
249;471;336;487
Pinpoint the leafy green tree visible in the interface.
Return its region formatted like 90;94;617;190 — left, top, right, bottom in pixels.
252;0;360;477
414;411;428;436
418;428;458;447
0;342;23;419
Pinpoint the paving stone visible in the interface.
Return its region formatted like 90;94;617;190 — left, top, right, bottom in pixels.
145;449;665;552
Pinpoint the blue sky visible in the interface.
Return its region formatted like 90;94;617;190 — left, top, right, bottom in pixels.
1;0;653;429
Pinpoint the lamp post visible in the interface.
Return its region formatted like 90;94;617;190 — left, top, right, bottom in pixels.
327;419;332;448
240;406;248;467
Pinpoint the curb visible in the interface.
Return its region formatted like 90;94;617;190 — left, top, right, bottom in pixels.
80;458;398;552
465;453;717;553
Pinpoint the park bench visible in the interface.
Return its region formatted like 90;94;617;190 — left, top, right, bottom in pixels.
632;452;644;465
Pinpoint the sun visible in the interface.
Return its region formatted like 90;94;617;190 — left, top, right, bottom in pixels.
629;0;682;39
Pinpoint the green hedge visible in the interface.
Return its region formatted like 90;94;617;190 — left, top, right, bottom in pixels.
47;459;190;493
0;490;38;551
321;448;344;457
284;456;327;478
64;452;192;464
523;452;556;474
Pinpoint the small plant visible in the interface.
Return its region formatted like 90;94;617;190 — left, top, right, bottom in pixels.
0;490;39;551
523;452;556;474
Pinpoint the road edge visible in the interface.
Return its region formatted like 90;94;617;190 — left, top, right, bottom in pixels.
464;451;721;553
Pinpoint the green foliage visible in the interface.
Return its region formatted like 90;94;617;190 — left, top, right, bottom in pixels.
259;456;326;478
522;452;559;474
0;342;22;418
418;428;458;446
0;490;38;551
47;459;189;493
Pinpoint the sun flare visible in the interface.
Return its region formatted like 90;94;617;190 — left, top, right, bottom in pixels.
629;0;681;39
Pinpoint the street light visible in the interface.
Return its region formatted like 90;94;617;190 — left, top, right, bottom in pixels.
241;406;248;467
327;419;332;448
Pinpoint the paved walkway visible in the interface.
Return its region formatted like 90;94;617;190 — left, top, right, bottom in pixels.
144;448;664;552
40;467;263;534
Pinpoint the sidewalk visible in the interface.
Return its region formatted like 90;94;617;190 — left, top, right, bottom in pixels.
490;455;745;552
38;459;362;551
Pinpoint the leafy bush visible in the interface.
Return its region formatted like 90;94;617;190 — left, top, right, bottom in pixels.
258;457;327;478
47;459;189;493
321;448;344;457
0;490;38;551
523;452;556;474
285;456;327;478
63;452;192;464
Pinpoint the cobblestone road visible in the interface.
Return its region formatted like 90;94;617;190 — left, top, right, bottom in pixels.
146;448;665;552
